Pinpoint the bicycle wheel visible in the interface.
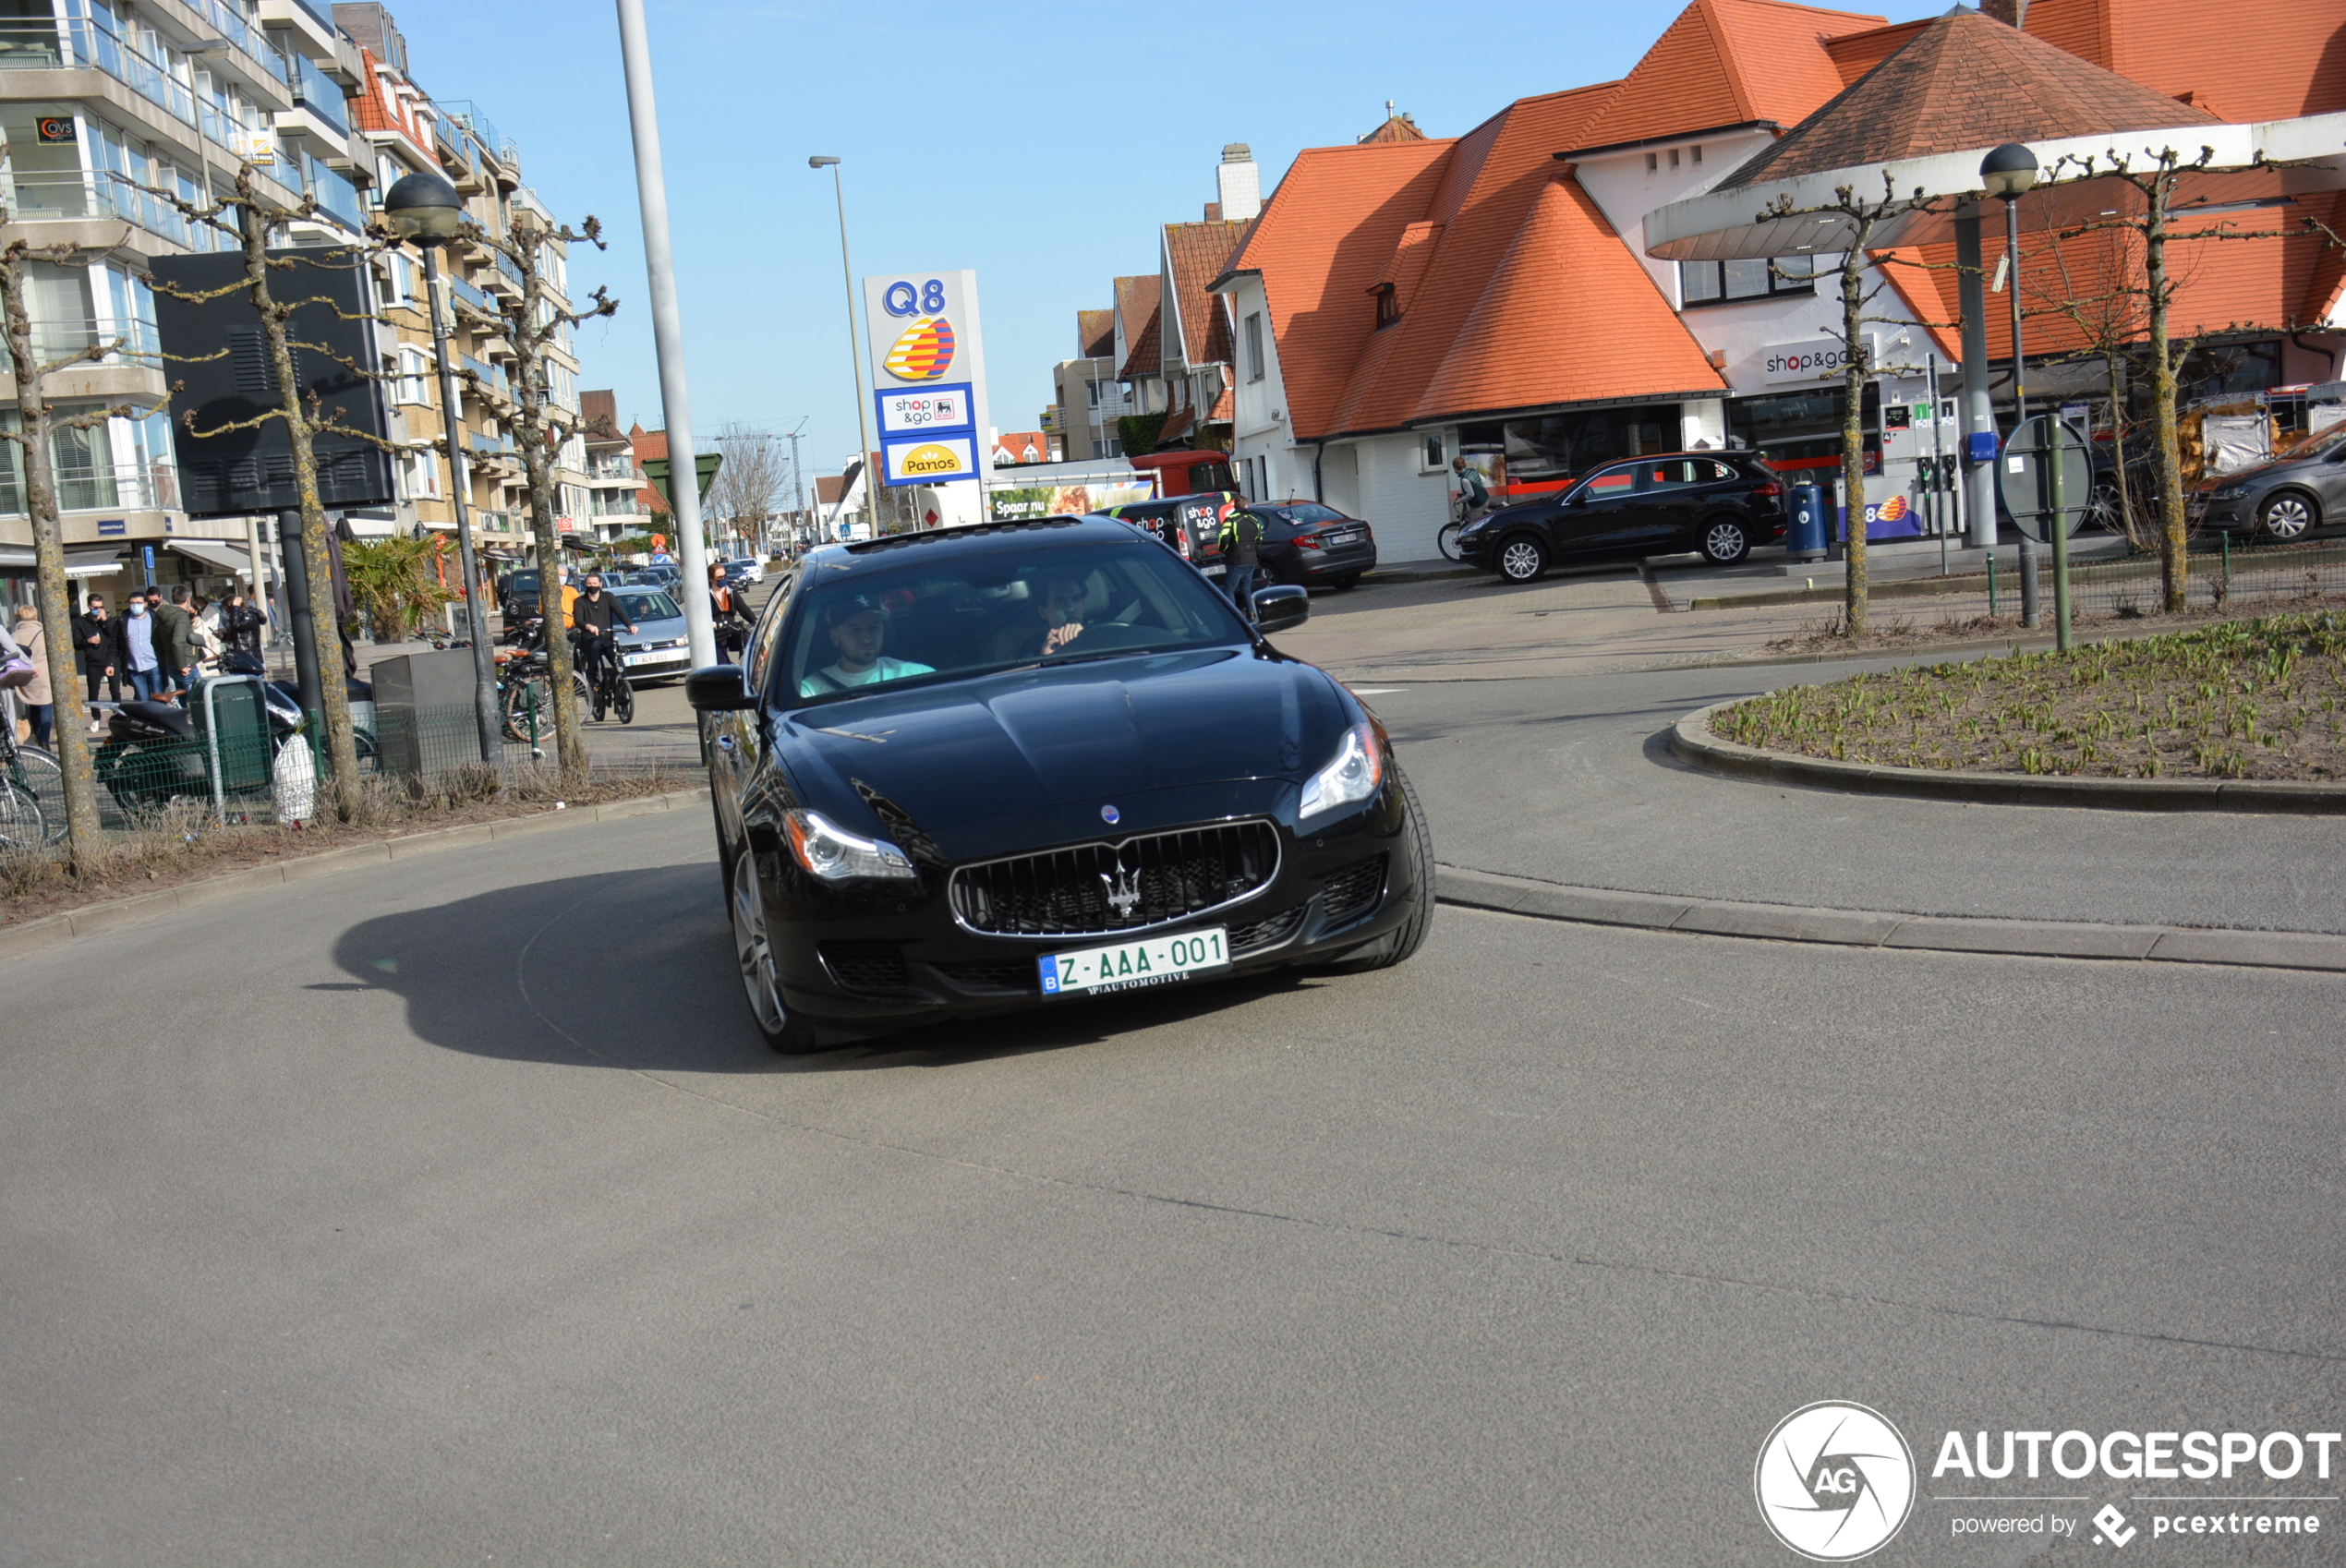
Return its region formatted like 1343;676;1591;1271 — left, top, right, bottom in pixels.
1437;521;1464;562
612;674;635;724
0;778;46;850
13;746;67;843
503;673;550;744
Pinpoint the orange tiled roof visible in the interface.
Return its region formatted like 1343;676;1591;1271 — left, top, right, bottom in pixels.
1119;304;1161;380
1821;18;1928;85
1076;308;1114;358
1113;274;1160;380
2022;0;2346;125
1220;137;1456;440
1565;0;1888;152
1360;114;1427;144
348;48;432;158
1726;7;2220;188
1163;219;1252;368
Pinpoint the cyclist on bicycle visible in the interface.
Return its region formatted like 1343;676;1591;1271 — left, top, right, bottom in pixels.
1449;455;1490;521
566;573;635;692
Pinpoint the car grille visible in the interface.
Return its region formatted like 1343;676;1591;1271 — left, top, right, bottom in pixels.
930;959;1040;995
818;940;919;998
949;821;1281;937
1320;854;1388;926
1228;903;1307;955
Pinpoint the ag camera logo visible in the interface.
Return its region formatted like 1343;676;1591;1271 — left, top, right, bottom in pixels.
1756;1401;1916;1561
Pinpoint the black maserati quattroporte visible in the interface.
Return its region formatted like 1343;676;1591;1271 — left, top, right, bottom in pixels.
686;516;1433;1053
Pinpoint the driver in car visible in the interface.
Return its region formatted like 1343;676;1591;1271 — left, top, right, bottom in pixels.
799;595;935;696
986;575;1091;663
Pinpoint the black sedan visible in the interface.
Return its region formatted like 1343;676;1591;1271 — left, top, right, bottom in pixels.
687;517;1434;1053
1240;501;1378;589
1457;452;1786;583
2190;424;2346;541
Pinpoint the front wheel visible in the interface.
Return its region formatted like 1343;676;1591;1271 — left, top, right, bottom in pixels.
1495;534;1548;584
1699;516;1751;564
612;677;635;725
1330;573;1361;591
1436;521;1463;562
1323;765;1434;972
0;778;46;849
730;848;821;1055
2260;490;2317;541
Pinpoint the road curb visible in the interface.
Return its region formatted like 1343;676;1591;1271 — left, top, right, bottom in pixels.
1433;864;2346;972
0;786;712;960
1668;701;2346;814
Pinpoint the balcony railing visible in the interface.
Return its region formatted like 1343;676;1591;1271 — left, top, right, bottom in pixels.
0;21;300;203
585;456;638;482
460;354;511;404
0;461;180;516
284;47;347;136
0;316;163;373
447;273;497;319
298;152;364;230
589;492;647;518
1;170;216;250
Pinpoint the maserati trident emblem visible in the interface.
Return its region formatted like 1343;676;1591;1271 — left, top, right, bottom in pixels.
1101;855;1142;920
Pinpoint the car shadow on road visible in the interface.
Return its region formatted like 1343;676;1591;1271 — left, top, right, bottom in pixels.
326;863;1324;1077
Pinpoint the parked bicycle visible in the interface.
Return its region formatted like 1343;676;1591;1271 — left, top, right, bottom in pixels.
495;619;591;743
0;718;61;847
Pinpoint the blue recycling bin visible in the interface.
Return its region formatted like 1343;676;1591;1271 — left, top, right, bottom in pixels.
1787;484;1830;561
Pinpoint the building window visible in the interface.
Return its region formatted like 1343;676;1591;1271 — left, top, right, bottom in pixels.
1690;144;1702;164
1679;253;1815;308
1421;430;1446;472
1244;311;1264;381
1373;283;1399;328
398;447;441;501
395;347;431;404
1645;152;1658;173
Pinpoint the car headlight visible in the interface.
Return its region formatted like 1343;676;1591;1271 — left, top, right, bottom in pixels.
2209;484;2250;501
784;809;918;881
1299;721;1385;825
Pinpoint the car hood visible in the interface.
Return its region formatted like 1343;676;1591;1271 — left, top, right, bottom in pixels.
616;614;688;644
2199;456;2320;491
774;647;1348;838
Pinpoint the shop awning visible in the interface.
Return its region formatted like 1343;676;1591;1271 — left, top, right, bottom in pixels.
167;538;263;574
0;546;127;578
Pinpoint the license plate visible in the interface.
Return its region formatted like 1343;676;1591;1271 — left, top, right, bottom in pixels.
1202;563;1227;576
623;650;676;667
1039;927;1230;996
1325;529;1363;545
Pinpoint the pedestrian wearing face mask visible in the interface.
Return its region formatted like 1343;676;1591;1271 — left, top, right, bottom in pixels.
123;594;163;701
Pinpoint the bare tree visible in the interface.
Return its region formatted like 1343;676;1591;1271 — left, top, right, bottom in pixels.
1756;174;1945;636
707;422;786;555
154;165;381;821
0;218;137;869
461;209;617;783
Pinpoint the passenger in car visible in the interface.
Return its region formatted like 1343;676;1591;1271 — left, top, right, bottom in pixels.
798;595;936;696
983;575;1093;664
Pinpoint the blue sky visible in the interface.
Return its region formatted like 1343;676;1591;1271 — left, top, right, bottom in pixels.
381;0;1948;483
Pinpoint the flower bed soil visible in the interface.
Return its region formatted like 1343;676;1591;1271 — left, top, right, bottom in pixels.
1714;612;2346;781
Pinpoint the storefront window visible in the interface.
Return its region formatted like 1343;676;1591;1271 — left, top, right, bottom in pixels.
1725;385;1880;466
1502;407;1671;481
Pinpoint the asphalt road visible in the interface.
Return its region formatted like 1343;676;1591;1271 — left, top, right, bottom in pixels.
6;805;2342;1565
1366;660;2346;935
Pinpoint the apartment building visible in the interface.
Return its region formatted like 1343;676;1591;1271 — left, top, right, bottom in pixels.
0;0;370;606
335;3;589;565
1049;308;1126;461
576;388;652;546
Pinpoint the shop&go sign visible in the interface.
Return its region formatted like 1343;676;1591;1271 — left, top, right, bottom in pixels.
864;270;991;488
1763;332;1880;385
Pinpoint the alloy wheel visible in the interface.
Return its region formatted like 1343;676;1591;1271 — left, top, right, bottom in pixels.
1498;538;1544;582
2263;493;2314;539
1703;521;1748;563
731;850;789;1037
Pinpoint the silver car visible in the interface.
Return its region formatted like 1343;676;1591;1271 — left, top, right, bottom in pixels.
610;588;691;682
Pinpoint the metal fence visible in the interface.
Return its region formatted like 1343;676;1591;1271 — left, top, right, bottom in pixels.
1989;537;2346;621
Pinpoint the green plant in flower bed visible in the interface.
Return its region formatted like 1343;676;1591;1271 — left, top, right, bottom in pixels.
1712;612;2346;781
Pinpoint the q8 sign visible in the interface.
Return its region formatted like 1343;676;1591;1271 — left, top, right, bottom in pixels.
863;270;992;488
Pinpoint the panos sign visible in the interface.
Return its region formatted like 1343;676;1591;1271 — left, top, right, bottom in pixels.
864;270;992;488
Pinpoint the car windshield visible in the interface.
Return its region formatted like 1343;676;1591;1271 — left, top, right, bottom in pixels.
614;591;681;621
2292;424;2346;460
511;571;538;590
780;537;1245;705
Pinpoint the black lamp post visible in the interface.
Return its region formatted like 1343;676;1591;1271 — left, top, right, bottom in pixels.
384;170;502;762
1980;142;2070;648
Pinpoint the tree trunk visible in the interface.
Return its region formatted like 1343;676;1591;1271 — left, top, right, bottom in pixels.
0;248;103;867
523;436;586;781
240;179;360;817
2146;176;2187;613
1839;250;1869;637
2107;353;2136;549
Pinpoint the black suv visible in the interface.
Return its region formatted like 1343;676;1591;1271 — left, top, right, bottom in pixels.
1458;452;1786;583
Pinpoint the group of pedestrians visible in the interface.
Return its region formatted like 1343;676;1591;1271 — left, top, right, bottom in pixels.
1;586;269;746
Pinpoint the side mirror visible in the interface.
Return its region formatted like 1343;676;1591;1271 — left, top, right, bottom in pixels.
1252;584;1310;634
684;664;756;711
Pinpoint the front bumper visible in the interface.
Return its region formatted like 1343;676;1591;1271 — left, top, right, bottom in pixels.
755;787;1422;1038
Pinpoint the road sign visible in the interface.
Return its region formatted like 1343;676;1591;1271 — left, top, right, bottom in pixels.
1996;415;2091;542
863;271;992;488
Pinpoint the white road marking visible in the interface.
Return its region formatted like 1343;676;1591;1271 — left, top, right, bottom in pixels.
1349;686;1408;695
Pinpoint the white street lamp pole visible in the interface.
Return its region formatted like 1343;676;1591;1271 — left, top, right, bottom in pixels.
614;0;717;667
810;156;879;542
